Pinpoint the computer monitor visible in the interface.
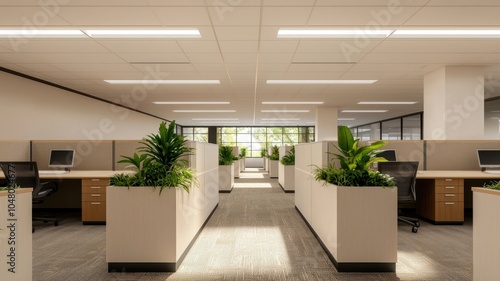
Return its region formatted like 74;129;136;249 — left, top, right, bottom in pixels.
48;149;75;171
477;149;500;171
377;150;397;162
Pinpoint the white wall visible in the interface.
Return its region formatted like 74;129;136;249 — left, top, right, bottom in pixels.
0;71;163;140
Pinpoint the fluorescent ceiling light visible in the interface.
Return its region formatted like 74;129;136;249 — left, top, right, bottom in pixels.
199;121;240;124
260;121;294;124
277;29;393;38
84;29;201;38
0;29;86;38
154;101;229;105
192;118;239;121
391;29;500;38
357;101;417;105
261;110;309;113
173;110;236;113
266;80;377;85
342;110;388;113
261;118;300;121
338;118;355;121
262;101;324;105
105;80;220;85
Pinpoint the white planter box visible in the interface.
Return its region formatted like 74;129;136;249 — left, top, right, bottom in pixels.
278;163;295;192
301;182;397;272
269;159;279;178
234;160;240;178
264;157;269;171
240;158;245;172
219;164;234;192
472;187;500;281
106;183;218;272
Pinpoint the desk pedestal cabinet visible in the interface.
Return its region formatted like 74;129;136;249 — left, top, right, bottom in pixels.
417;178;464;224
82;178;108;224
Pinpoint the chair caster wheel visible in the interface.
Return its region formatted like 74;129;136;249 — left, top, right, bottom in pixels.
415;222;420;227
412;226;418;233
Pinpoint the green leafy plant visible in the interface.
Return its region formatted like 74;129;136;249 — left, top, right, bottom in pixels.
110;121;197;193
219;145;235;165
239;147;247;158
483;180;500;190
269;145;280;161
280;146;295;166
0;184;20;191
313;126;395;187
260;148;267;157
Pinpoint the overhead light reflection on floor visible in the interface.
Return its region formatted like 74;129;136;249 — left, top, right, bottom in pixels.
234;182;273;188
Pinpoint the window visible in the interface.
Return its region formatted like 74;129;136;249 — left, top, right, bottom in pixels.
182;127;209;142
217;126;315;157
402;114;421;140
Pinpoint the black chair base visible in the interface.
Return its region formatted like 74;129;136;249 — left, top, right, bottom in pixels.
398;216;420;233
32;216;59;232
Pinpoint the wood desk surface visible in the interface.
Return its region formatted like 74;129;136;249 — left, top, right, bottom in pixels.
0;170;131;179
416;170;500;179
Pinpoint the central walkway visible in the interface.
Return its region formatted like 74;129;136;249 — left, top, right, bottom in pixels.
168;168;339;280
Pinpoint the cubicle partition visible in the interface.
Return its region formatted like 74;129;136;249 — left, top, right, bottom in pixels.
113;140;142;170
0;140;30;161
425;140;500;171
31;140;113;170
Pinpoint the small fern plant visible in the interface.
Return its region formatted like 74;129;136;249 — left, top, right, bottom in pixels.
280;146;295;166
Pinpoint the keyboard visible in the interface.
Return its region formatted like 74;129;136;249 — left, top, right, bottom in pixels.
39;170;69;175
483;170;500;174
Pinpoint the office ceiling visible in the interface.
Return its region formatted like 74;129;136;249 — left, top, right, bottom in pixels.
1;0;500;127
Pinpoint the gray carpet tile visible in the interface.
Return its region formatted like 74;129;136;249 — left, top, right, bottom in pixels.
33;169;472;281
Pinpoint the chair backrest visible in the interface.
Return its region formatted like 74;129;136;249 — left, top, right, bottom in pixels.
378;161;419;202
0;161;59;202
0;161;39;188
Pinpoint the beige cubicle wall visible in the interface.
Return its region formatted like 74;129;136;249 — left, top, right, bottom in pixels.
0;140;31;161
31;140;113;170
383;140;425;170
425;140;500;171
113;140;142;170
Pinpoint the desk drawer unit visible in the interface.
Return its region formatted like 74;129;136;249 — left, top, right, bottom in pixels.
418;178;464;224
435;178;464;223
82;178;109;224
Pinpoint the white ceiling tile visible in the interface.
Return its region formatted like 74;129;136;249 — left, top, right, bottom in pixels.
1;40;109;53
219;41;258;53
292;53;363;63
116;52;189;63
95;40;183;53
214;26;260;40
360;53;483;64
132;63;197;73
25;53;125;64
425;0;500;7
258;63;289;72
223;53;257;63
50;63;138;73
0;53;45;64
288;64;353;72
263;0;316;6
308;7;420;25
258;53;294;63
259;40;299;53
296;40;383;54
205;0;262;7
152;7;211;25
178;41;220;53
0;7;70;25
57;7;161;25
208;7;260;26
226;63;257;72
262;7;312;25
194;63;226;72
314;0;428;6
373;40;500;53
147;0;206;6
187;53;224;64
405;7;500;25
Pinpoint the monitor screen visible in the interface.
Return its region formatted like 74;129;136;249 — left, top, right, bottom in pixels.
377;150;397;162
48;149;75;169
477;149;500;168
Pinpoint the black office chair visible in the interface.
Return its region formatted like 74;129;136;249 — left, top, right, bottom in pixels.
378;161;420;233
0;162;59;232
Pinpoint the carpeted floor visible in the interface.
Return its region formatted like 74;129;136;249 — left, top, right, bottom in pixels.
33;169;472;281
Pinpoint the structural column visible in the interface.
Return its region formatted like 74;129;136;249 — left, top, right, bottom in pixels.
423;66;484;140
315;107;338;141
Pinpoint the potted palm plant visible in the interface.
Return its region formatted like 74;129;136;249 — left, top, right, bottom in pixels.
106;121;218;272
261;147;268;171
219;145;235;192
297;126;397;272
278;146;295;192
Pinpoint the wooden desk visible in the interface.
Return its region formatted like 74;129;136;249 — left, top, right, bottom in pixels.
2;170;127;224
415;170;500;224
